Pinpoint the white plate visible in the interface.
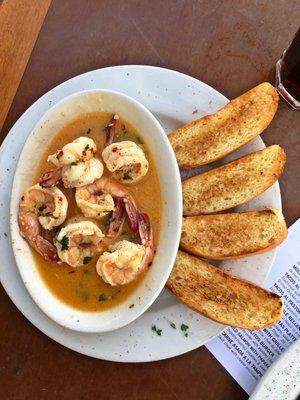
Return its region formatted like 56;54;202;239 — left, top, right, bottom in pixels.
0;65;281;362
249;340;300;400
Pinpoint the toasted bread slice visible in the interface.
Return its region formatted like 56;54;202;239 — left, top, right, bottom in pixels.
183;145;286;215
167;251;283;329
180;209;287;260
169;82;279;169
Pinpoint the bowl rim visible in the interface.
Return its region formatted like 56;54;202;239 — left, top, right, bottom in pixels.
10;88;182;332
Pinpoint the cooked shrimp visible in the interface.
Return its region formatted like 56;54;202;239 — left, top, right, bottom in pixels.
40;137;103;189
75;176;138;234
40;157;104;189
18;184;68;262
75;190;115;220
102;141;149;184
96;212;154;286
55;221;104;267
19;184;68;230
48;136;96;167
62;157;104;188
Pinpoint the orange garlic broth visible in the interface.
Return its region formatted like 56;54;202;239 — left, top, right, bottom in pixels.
32;112;162;311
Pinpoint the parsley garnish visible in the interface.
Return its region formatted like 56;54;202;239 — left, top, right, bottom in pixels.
83;256;92;264
98;293;110;301
152;325;162;336
60;235;69;251
129;304;135;309
170;322;176;329
181;323;189;332
98;290;120;301
98;290;119;302
102;124;109;133
181;323;189;337
123;172;133;180
4;232;7;237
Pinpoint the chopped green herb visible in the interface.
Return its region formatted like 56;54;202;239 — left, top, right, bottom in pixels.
83;256;92;264
184;332;188;338
4;232;7;237
170;322;176;329
152;325;162;336
98;289;120;302
60;235;69;251
102;212;113;227
181;323;189;332
115;132;122;139
98;293;110;301
123;172;133;180
102;124;109;133
129;304;135;309
117;130;125;136
71;162;77;166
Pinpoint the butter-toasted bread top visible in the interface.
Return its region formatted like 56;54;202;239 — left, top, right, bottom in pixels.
167;250;284;329
169;82;279;168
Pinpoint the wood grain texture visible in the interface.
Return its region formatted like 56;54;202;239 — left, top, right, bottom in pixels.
0;0;51;131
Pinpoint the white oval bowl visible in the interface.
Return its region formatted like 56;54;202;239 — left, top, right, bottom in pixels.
10;89;182;333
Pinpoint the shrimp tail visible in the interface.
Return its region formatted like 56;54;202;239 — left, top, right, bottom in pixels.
138;213;153;245
138;212;154;268
107;197;125;238
40;168;62;188
105;114;119;146
124;198;139;233
35;235;59;262
18;212;58;263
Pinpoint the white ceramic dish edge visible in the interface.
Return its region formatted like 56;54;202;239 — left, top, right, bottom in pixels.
10;88;182;333
249;340;300;400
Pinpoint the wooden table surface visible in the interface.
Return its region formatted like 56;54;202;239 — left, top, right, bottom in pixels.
1;1;300;399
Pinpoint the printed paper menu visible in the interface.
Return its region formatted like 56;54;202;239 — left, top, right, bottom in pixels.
206;219;300;395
